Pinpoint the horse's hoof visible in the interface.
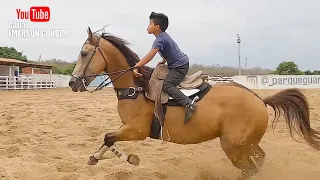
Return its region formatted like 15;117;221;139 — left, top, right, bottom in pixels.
87;155;99;165
127;154;140;166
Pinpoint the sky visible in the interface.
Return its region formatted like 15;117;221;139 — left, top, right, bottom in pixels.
1;0;320;71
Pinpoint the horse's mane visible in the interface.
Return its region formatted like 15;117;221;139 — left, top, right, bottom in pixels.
100;33;154;91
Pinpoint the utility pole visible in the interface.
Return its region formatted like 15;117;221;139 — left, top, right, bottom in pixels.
237;34;241;75
245;57;247;70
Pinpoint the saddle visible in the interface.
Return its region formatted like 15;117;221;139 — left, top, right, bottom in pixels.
145;64;204;126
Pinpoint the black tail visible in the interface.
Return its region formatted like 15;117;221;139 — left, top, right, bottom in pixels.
263;88;320;150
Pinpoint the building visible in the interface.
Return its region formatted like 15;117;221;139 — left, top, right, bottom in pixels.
0;58;53;76
0;58;59;90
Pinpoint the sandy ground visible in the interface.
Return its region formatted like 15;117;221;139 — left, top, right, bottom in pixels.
0;87;319;180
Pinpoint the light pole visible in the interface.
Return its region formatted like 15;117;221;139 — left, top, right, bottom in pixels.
237;34;241;75
245;57;247;71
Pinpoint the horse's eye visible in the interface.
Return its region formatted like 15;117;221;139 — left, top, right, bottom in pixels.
80;51;88;57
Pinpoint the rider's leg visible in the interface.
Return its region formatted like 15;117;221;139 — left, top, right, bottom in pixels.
162;63;196;123
163;68;190;106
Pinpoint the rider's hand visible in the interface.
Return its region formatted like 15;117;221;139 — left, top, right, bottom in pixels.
133;68;142;78
157;60;166;66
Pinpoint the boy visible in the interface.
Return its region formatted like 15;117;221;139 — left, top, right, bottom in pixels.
133;12;196;123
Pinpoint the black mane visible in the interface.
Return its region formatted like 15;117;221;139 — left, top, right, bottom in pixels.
100;33;154;90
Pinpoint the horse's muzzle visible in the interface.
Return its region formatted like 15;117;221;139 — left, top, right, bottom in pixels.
69;76;82;92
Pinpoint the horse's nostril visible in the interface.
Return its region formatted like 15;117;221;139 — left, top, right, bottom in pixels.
69;80;75;88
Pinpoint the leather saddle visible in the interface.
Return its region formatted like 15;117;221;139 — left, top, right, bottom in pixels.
145;64;204;104
145;64;205;126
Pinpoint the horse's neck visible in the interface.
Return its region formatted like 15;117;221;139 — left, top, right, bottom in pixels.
100;41;136;89
99;40;154;122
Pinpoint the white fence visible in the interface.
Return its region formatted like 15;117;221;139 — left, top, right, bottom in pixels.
2;74;320;90
0;74;70;90
206;75;233;85
0;74;109;90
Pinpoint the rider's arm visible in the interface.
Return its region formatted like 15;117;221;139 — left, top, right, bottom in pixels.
135;48;159;67
135;37;164;67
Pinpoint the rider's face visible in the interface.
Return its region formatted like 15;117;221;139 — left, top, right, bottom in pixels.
147;20;159;34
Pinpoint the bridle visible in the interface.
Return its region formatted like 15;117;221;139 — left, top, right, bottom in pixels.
71;33;135;93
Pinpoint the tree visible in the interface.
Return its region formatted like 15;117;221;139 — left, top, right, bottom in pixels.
60;63;75;75
0;46;28;62
52;65;63;74
274;61;303;75
304;70;313;75
313;70;320;75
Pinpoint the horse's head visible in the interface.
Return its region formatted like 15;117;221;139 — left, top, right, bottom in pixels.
69;27;107;92
69;26;154;92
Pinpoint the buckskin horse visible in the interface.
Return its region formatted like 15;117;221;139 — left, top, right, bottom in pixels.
68;27;320;180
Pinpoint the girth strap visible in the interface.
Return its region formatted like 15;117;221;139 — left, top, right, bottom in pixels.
115;87;143;100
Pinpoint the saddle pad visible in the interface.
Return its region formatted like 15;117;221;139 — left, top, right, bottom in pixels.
182;71;203;84
179;78;203;89
168;89;200;99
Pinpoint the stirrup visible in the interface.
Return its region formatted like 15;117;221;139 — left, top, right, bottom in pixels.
184;96;199;123
188;96;199;108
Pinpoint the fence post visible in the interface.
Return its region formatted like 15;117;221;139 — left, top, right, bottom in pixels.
6;76;8;89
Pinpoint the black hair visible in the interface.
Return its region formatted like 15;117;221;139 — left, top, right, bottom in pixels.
149;12;169;32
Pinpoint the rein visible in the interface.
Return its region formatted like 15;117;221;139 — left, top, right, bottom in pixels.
71;33;136;93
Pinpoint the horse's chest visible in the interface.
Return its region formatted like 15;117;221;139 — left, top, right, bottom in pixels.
117;105;127;123
117;102;137;123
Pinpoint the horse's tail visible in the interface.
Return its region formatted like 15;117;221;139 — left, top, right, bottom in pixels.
263;88;320;150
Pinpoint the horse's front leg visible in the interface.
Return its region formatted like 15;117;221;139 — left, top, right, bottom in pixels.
88;124;148;166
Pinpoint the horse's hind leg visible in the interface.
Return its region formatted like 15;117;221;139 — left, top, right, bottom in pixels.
251;145;266;169
220;137;258;180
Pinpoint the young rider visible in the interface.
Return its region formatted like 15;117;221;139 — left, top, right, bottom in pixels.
133;12;196;123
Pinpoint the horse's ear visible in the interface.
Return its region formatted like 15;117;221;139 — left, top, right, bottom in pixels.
87;26;93;42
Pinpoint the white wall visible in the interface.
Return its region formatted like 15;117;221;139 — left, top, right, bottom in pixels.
31;74;112;88
57;74;320;89
233;75;320;89
4;73;320;90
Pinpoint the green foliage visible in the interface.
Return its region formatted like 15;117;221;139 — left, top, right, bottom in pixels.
37;59;75;75
303;70;320;75
59;63;75;75
0;46;28;62
273;61;320;75
313;70;320;75
274;61;304;75
304;70;313;75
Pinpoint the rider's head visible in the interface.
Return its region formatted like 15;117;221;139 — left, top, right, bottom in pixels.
147;12;169;34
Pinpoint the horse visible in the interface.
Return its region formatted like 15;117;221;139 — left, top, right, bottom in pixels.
68;27;320;180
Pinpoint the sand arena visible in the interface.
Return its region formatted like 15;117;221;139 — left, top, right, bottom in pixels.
0;88;319;180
